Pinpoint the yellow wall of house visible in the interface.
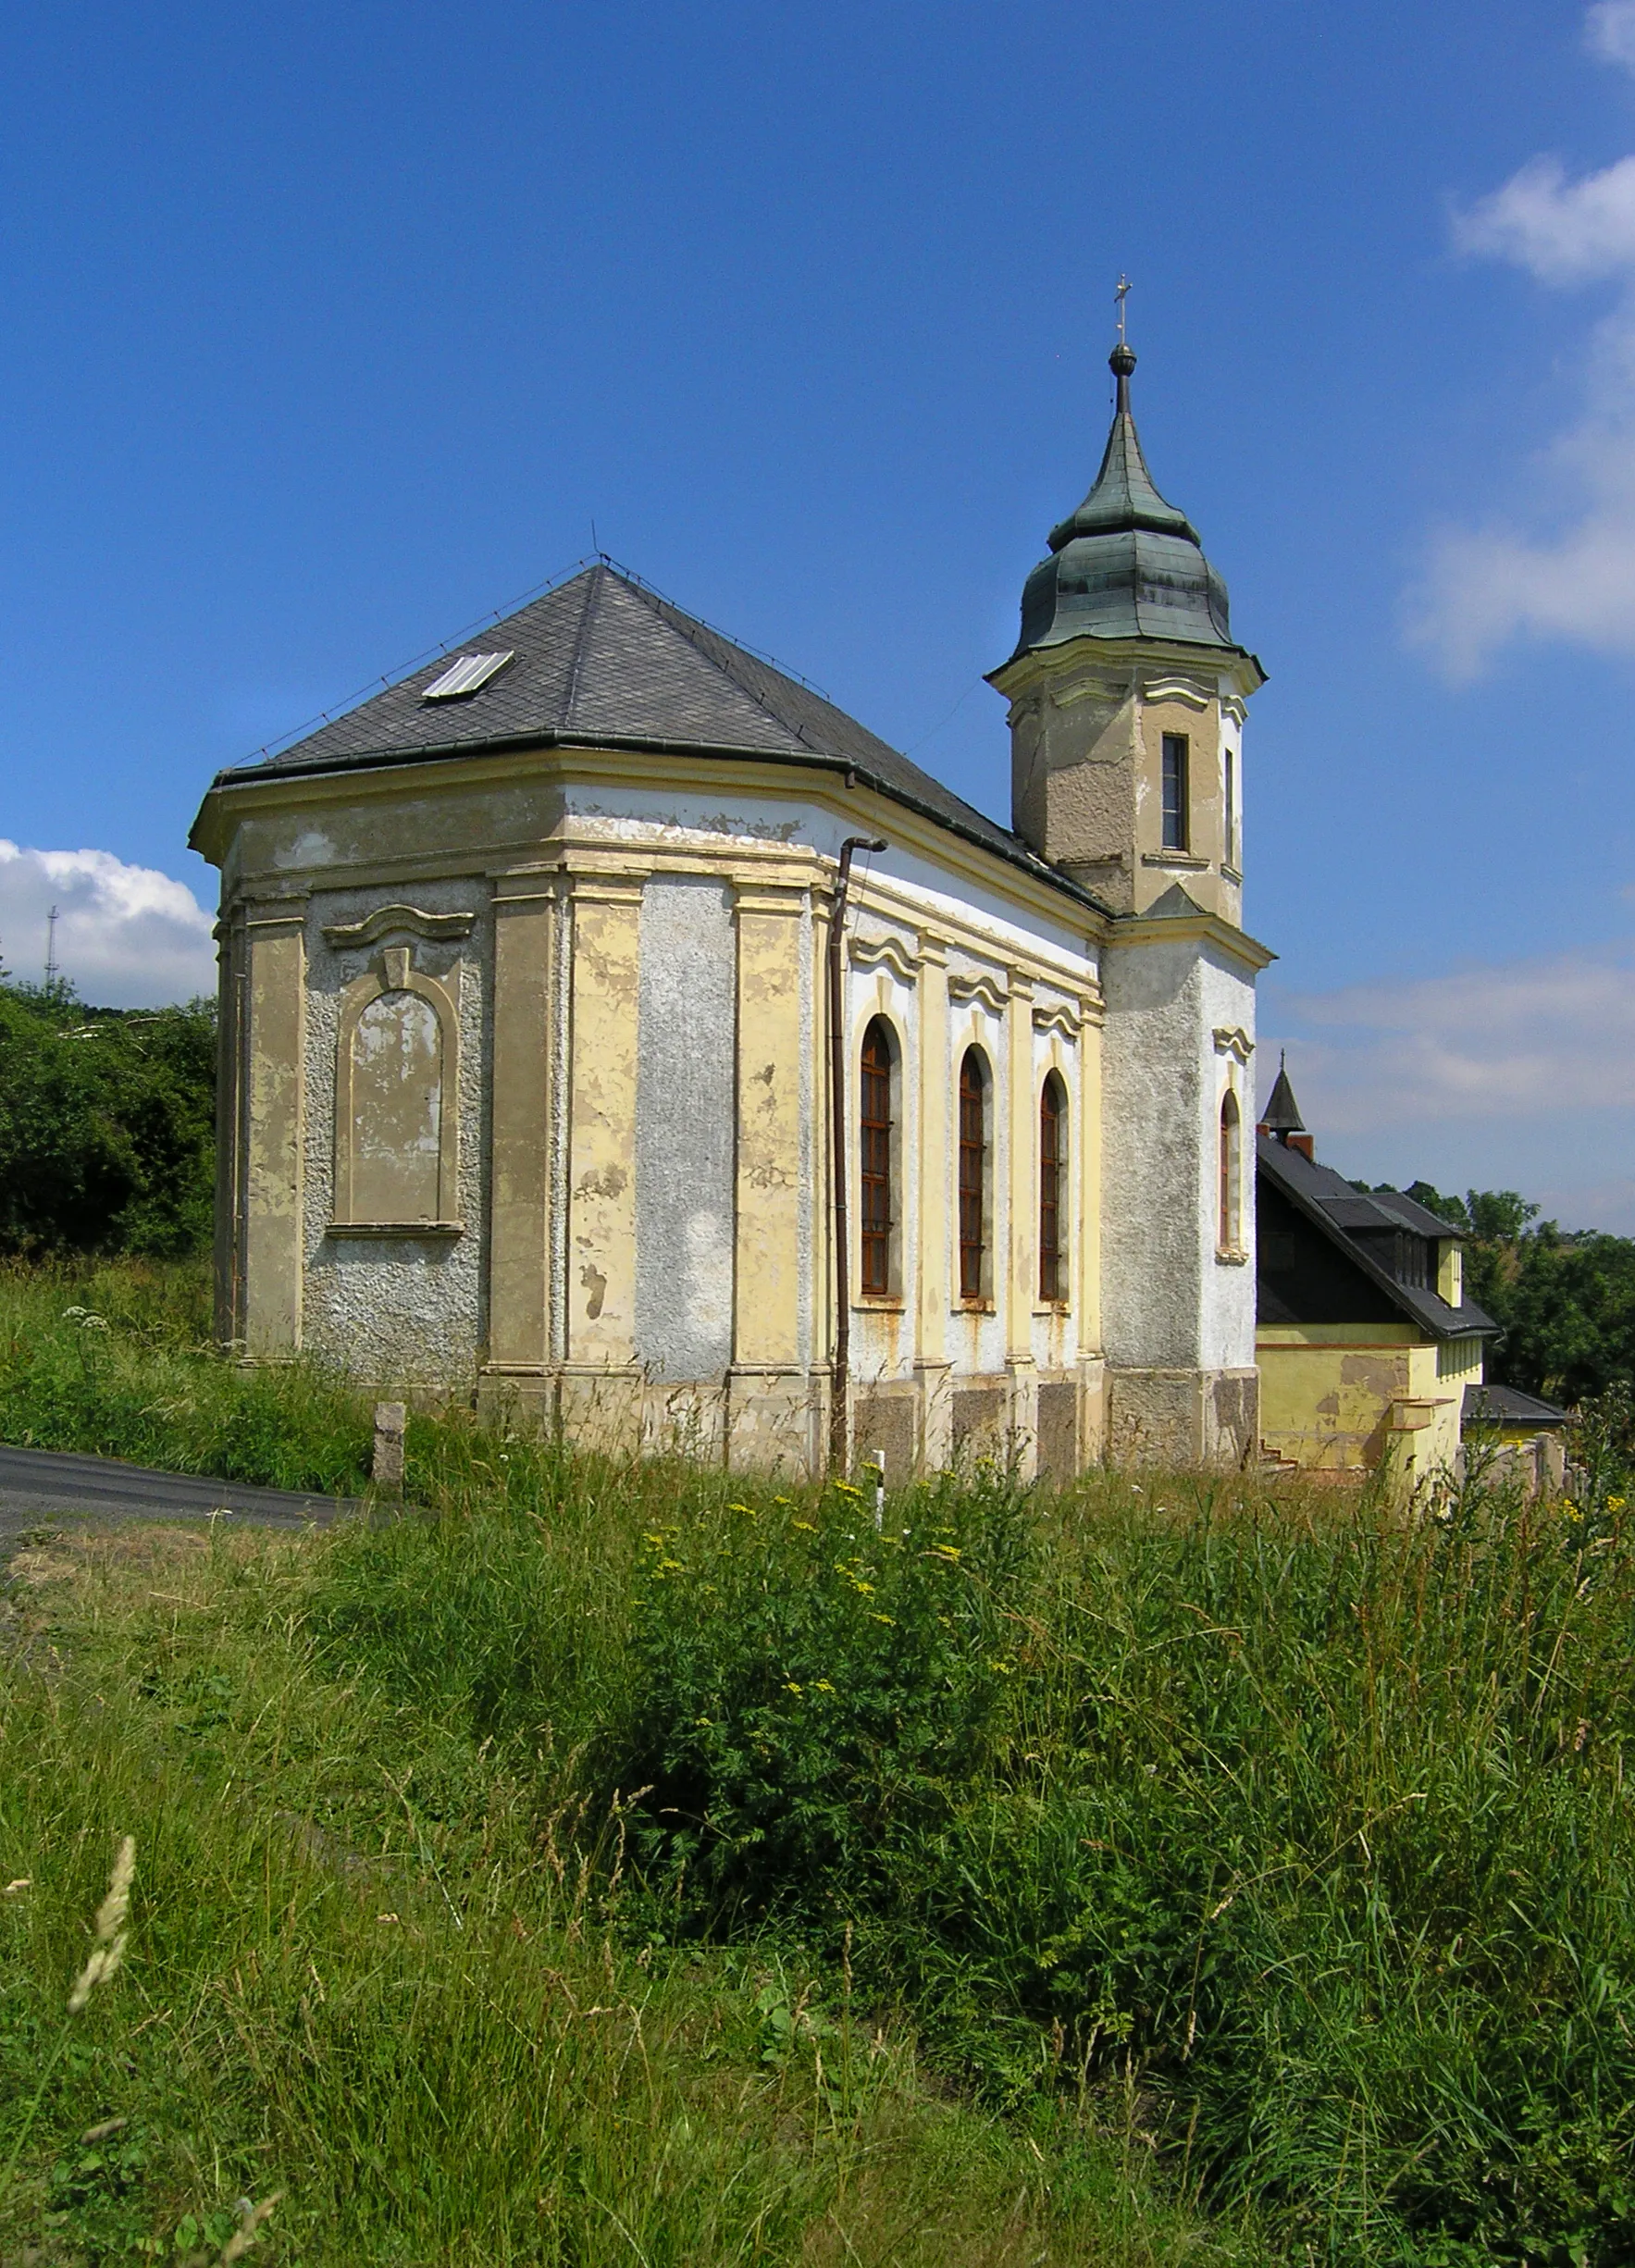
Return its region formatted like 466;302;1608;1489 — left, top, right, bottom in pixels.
1257;1326;1468;1482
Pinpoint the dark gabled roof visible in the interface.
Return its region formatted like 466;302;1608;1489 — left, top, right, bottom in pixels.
1464;1382;1569;1431
1257;1132;1499;1342
203;562;1109;916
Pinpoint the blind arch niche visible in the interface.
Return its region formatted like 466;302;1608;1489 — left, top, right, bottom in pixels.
333;944;462;1232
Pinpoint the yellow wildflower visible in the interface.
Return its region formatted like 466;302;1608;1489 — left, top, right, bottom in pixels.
870;1613;896;1627
784;1680;803;1697
793;1518;818;1533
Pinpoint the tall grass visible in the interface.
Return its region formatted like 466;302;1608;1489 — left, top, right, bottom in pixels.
4;1259;1635;2262
0;1524;1225;2265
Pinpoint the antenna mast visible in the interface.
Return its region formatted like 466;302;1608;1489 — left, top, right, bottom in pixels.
43;905;59;995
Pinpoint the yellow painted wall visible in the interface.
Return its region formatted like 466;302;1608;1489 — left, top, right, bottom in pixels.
1258;1325;1467;1482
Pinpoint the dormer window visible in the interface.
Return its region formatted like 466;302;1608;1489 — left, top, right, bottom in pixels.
1161;734;1190;851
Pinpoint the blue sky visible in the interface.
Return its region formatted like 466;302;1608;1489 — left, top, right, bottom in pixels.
6;1;1635;1223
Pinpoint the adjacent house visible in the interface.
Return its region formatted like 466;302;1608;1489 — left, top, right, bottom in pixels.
1256;1063;1499;1481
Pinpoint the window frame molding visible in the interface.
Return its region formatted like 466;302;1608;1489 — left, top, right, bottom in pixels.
1160;731;1191;853
1038;1067;1070;1307
1217;1082;1245;1263
956;1041;995;1308
857;1011;903;1303
331;944;463;1234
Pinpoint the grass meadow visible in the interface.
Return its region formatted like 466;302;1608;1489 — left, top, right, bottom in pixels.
3;1258;1635;2264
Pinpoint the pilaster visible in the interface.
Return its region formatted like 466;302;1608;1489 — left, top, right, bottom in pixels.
487;875;557;1375
565;872;644;1372
731;880;807;1369
915;936;952;1470
1005;976;1037;1475
241;897;306;1358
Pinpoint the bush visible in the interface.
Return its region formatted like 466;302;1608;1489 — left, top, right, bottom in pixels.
0;985;215;1258
621;1469;1635;2264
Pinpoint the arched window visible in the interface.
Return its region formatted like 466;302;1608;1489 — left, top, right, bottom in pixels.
860;1018;896;1295
1219;1087;1242;1253
958;1047;989;1302
1039;1071;1068;1302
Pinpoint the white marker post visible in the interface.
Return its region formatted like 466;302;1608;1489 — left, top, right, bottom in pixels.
872;1451;885;1532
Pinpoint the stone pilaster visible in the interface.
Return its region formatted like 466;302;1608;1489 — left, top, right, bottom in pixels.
241;898;307;1358
486;876;557;1385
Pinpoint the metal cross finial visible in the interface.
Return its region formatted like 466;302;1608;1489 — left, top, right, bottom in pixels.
1115;274;1131;346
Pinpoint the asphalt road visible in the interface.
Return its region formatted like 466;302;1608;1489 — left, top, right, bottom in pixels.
0;1443;360;1553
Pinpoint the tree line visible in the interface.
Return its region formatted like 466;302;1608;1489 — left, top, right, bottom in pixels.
0;975;216;1258
1371;1182;1635;1406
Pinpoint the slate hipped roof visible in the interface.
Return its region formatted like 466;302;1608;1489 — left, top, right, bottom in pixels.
204;562;1107;913
1257;1132;1499;1343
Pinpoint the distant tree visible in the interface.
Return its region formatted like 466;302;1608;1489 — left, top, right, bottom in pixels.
1398;1180;1635;1404
0;979;216;1257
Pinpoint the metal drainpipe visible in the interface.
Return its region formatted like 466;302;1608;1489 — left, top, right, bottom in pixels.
828;835;887;1478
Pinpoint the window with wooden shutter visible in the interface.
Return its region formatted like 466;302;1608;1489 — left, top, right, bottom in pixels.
1039;1071;1067;1301
860;1018;895;1295
959;1047;989;1302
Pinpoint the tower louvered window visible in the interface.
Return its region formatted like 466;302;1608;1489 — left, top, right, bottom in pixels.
1039;1072;1067;1301
959;1048;989;1302
860;1019;895;1296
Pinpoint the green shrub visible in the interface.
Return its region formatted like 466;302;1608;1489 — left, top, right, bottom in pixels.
620;1470;1635;2264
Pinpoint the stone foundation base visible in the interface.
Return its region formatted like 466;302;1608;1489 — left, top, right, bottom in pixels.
1105;1366;1259;1469
470;1357;1109;1480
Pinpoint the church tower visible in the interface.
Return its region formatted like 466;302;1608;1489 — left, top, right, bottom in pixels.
989;334;1272;1467
986;341;1263;919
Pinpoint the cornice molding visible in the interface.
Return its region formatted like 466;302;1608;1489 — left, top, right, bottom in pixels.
1107;910;1277;974
1033;999;1083;1039
1212;1024;1255;1064
322;903;475;949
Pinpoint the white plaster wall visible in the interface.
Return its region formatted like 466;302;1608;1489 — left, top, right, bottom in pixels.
635;876;736;1380
562;784;1099;998
1099;935;1206;1369
300;878;489;1382
1196;947;1258;1374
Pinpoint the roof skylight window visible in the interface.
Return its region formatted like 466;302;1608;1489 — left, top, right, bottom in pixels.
421;651;514;701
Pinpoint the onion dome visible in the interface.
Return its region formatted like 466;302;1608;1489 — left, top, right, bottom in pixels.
1009;344;1237;661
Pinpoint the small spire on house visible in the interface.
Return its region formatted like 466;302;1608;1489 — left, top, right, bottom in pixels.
1258;1052;1312;1156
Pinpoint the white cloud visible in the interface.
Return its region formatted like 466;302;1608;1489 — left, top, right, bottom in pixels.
1587;0;1635;73
1265;945;1635;1127
1261;942;1635;1230
0;842;216;1009
1410;12;1635;675
1453;153;1635;279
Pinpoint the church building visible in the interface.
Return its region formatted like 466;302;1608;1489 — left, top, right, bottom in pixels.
190;342;1272;1478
